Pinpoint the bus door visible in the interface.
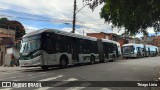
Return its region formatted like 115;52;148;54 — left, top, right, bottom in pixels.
103;43;109;59
71;38;79;62
148;48;150;56
137;47;141;56
115;45;119;58
156;48;158;55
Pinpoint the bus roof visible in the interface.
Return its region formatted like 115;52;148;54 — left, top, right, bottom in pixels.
122;43;143;47
102;39;120;44
123;43;159;49
23;29;97;41
145;44;158;48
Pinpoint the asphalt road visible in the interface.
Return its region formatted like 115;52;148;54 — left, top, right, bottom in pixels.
0;56;160;90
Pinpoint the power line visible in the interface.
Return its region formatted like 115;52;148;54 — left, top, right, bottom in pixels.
0;14;100;33
0;8;102;27
0;13;106;32
0;14;72;23
0;8;73;23
0;8;46;18
0;10;105;33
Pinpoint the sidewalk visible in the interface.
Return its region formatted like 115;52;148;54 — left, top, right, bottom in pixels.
0;66;23;72
0;66;41;72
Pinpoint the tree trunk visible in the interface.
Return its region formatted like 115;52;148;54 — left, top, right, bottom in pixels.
143;35;147;57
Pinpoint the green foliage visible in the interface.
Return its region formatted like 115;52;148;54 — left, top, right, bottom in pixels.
84;0;160;36
0;18;25;39
0;18;8;23
0;18;8;29
153;21;160;36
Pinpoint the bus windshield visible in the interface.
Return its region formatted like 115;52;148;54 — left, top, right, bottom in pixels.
123;46;134;53
20;39;41;55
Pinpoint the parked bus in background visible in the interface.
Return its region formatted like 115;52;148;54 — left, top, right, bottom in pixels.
112;40;122;58
145;45;159;57
145;45;151;57
122;43;144;59
106;40;121;58
19;29;120;70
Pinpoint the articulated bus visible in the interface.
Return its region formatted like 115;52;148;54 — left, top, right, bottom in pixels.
122;43;144;58
122;43;159;58
19;29;120;70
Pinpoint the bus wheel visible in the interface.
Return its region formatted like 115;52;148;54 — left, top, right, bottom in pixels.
112;55;116;62
137;54;139;58
41;66;49;70
59;57;68;68
90;56;95;64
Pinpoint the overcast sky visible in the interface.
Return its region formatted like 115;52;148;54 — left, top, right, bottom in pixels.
0;0;158;37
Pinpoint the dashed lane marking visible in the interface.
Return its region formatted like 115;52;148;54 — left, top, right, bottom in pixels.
0;88;12;90
53;78;78;87
100;88;111;90
39;75;64;81
35;87;52;90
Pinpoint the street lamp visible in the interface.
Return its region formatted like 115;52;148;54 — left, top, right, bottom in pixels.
76;3;90;14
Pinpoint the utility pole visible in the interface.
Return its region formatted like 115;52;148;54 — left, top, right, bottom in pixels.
72;0;76;33
83;30;84;36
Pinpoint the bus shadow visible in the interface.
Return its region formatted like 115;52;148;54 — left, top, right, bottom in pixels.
20;61;112;72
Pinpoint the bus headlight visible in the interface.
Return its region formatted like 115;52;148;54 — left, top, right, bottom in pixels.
32;53;42;59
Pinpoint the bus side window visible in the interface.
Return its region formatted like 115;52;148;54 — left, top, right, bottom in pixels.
56;35;61;52
43;34;55;53
43;39;51;51
66;37;72;53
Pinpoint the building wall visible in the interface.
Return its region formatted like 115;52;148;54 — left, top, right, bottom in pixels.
153;36;160;48
0;28;15;35
142;36;155;45
0;28;15;46
87;33;106;39
0;28;16;65
0;46;6;66
87;32;126;47
87;33;118;41
129;39;141;44
118;39;127;47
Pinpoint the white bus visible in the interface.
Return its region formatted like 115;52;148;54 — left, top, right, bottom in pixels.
145;45;159;57
19;29;120;70
122;43;144;58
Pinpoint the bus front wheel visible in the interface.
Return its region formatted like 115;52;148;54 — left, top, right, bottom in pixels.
59;57;68;68
112;55;116;62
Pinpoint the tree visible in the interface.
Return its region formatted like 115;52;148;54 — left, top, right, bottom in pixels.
153;21;160;36
84;0;160;36
84;0;160;56
0;18;25;39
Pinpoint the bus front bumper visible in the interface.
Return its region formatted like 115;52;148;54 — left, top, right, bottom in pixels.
19;56;42;67
123;54;137;58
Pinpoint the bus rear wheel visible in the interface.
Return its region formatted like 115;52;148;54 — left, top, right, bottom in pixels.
41;66;49;70
112;55;116;62
90;56;95;64
136;54;139;58
59;57;68;68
